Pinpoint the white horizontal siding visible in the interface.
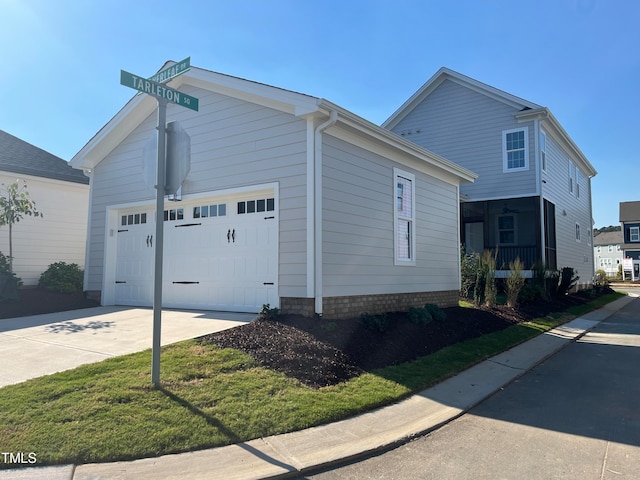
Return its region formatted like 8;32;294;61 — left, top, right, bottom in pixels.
85;85;308;297
0;172;88;285
541;132;594;281
390;78;537;200
321;135;460;297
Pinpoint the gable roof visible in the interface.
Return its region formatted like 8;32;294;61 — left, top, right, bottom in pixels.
70;62;477;184
620;201;640;222
0;129;89;184
593;230;623;246
383;67;542;130
382;67;596;178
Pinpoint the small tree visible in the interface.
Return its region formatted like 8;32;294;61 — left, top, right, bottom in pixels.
0;180;43;273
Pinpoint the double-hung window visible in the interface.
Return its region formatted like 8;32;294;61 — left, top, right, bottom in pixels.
503;127;529;172
497;214;516;245
394;168;416;265
575;222;581;242
631;226;640;242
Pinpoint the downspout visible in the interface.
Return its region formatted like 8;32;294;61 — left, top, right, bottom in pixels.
81;168;94;298
313;110;338;316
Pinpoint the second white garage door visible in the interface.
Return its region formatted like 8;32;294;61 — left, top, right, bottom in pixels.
114;192;278;313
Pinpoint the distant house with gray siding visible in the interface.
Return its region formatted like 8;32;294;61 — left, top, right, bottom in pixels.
593;230;623;278
0;129;89;285
70;62;476;318
619;201;640;280
383;68;597;287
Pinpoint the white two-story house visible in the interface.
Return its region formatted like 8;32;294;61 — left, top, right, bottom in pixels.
383;68;597;286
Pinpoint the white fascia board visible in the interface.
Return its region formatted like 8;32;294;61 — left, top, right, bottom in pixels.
172;68;322;117
70;94;156;171
516;107;597;178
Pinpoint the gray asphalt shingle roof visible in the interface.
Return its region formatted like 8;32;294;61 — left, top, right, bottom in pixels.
0;129;88;185
620;201;640;223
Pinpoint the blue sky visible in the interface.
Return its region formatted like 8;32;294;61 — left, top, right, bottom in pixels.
1;0;637;228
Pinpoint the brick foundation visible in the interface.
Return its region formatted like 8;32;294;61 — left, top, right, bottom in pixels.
85;290;102;303
280;290;458;320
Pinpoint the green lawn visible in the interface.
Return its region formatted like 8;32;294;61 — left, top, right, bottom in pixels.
0;292;624;468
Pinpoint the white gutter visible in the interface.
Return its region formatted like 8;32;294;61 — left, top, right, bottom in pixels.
313;110;338;316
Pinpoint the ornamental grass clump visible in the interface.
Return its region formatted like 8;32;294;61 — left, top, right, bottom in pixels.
506;258;526;308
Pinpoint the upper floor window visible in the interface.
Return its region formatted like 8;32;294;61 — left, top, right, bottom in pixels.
575;222;581;242
631;226;640;242
540;130;547;171
608;245;613;253
569;161;581;197
596;246;601;253
503;128;529;172
394;168;416;265
569;162;575;194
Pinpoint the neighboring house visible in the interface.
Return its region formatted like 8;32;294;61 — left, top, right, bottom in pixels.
593;230;623;278
70;62;476;318
0;129;89;285
383;68;597;286
619;201;640;281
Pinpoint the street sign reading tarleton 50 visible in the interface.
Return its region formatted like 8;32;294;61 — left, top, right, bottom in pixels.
120;70;199;111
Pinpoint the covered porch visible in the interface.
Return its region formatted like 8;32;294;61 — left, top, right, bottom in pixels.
461;196;557;273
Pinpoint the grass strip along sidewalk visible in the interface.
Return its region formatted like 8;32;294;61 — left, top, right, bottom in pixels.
0;292;623;468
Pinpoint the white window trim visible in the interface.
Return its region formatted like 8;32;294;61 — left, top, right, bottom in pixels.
569;161;575;194
631;226;640;242
393;168;416;266
502;127;529;173
540;130;547;172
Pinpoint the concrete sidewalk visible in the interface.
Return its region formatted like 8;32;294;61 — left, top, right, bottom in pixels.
1;294;636;480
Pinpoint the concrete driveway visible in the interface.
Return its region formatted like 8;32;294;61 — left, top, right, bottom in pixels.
0;307;255;387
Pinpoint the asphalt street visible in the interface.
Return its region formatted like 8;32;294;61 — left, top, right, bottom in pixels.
303;296;640;480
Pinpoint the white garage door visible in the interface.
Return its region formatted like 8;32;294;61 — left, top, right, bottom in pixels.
114;192;278;313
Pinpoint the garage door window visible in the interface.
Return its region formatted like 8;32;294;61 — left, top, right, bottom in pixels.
163;208;184;222
121;212;147;226
193;203;226;218
238;197;275;214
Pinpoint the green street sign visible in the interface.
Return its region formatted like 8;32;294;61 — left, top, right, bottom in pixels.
120;70;199;111
149;57;190;84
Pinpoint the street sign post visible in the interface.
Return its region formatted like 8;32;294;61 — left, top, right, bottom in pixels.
120;59;198;387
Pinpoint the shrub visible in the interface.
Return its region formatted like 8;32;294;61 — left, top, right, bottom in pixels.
258;304;280;320
408;306;432;326
0;252;9;273
518;283;543;304
424;303;446;322
506;258;526;308
360;313;390;333
594;269;608;288
0;251;22;290
531;261;559;300
557;267;579;296
38;262;84;294
460;245;479;299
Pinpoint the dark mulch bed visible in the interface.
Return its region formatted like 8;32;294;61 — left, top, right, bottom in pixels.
0;288;99;319
200;290;609;388
3;286;609;389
